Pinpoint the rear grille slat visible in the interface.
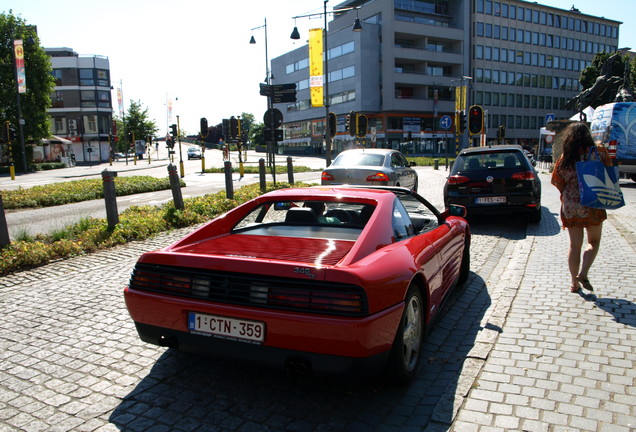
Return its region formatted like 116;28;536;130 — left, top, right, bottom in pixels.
129;263;368;317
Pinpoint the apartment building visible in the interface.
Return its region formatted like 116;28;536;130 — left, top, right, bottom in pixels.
45;47;113;163
270;0;621;155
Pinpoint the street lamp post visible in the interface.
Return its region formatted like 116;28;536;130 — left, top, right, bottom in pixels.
250;18;277;183
291;1;362;166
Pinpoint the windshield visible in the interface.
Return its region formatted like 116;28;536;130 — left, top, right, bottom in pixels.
232;200;376;240
452;151;528;173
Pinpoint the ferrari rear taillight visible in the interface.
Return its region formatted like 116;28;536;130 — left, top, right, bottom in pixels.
511;171;536;180
268;287;365;314
448;175;470;184
607;140;617;158
321;172;335;181
366;172;389;182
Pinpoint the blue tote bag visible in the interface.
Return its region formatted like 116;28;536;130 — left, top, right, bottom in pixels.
576;147;625;210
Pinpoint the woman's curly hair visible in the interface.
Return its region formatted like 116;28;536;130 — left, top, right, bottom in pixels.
560;122;595;169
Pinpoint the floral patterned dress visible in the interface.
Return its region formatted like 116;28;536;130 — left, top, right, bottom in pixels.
551;145;611;228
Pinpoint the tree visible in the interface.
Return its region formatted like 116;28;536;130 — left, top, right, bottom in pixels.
0;11;56;169
114;100;158;152
250;122;265;147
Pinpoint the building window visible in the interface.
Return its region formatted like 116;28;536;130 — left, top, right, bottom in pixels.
52;69;62;86
54;117;66;134
81;90;96;107
79;69;94;86
52;91;64;108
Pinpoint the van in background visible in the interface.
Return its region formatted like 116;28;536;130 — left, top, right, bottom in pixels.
590;102;636;181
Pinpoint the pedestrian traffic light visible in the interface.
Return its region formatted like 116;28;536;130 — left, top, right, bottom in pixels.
170;124;178;138
200;117;208;138
356;113;368;138
468;105;484;135
348;111;357;137
328;112;337;138
457;111;466;134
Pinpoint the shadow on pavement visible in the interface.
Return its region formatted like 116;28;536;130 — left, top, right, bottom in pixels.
108;272;490;431
466;206;561;239
581;293;636;327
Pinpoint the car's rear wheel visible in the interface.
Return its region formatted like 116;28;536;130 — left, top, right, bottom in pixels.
386;284;424;385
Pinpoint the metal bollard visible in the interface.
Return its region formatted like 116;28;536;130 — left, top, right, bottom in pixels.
0;193;11;247
101;169;119;230
259;158;266;193
167;163;184;210
287;156;294;184
434;159;439;170
224;161;234;199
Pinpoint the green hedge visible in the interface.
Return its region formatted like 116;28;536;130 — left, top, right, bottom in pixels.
1;176;185;209
0;182;304;275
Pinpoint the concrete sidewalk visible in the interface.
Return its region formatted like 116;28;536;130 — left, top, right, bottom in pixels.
428;172;636;431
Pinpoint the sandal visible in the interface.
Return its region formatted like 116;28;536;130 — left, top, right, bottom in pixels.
570;284;580;293
576;276;594;291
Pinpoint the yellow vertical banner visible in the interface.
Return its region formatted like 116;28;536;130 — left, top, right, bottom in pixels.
455;85;466;112
309;28;324;108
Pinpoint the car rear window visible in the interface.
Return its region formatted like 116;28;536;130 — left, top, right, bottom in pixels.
332;153;385;167
232;200;376;240
453;151;527;173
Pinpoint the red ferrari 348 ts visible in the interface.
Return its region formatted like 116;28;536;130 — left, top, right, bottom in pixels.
124;186;470;384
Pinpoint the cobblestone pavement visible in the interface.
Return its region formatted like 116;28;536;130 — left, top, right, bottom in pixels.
1;167;634;432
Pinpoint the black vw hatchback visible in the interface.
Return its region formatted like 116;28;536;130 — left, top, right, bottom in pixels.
443;145;542;222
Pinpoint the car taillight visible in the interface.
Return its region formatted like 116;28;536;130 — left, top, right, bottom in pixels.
321;172;335;181
607;140;617;158
448;175;469;184
366;172;390;182
268;288;365;314
511;171;536;180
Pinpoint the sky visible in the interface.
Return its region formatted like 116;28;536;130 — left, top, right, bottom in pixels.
5;0;636;136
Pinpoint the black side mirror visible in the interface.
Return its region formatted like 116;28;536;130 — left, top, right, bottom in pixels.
448;204;467;218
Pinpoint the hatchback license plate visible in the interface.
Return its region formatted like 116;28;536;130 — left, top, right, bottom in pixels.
188;312;265;343
476;196;506;204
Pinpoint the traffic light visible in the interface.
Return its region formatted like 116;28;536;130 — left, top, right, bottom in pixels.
356;113;368;138
200;117;208;138
458;111;466;134
229;116;239;139
222;119;230;139
468;105;484;135
328;112;337;138
348;111;357;137
170;124;178;138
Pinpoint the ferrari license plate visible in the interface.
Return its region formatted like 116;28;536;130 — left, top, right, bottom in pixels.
188;312;265;343
476;196;506;204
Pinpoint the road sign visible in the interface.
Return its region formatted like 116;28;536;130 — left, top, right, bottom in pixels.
263;108;283;129
264;129;283;142
439;115;452;130
545;113;555;124
259;83;297;103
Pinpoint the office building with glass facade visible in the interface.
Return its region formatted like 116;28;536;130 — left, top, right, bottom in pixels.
270;0;621;155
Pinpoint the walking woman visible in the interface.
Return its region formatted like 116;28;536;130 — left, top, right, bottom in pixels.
551;122;612;293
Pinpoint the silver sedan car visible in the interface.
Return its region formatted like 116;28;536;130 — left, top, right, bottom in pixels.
321;148;418;191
